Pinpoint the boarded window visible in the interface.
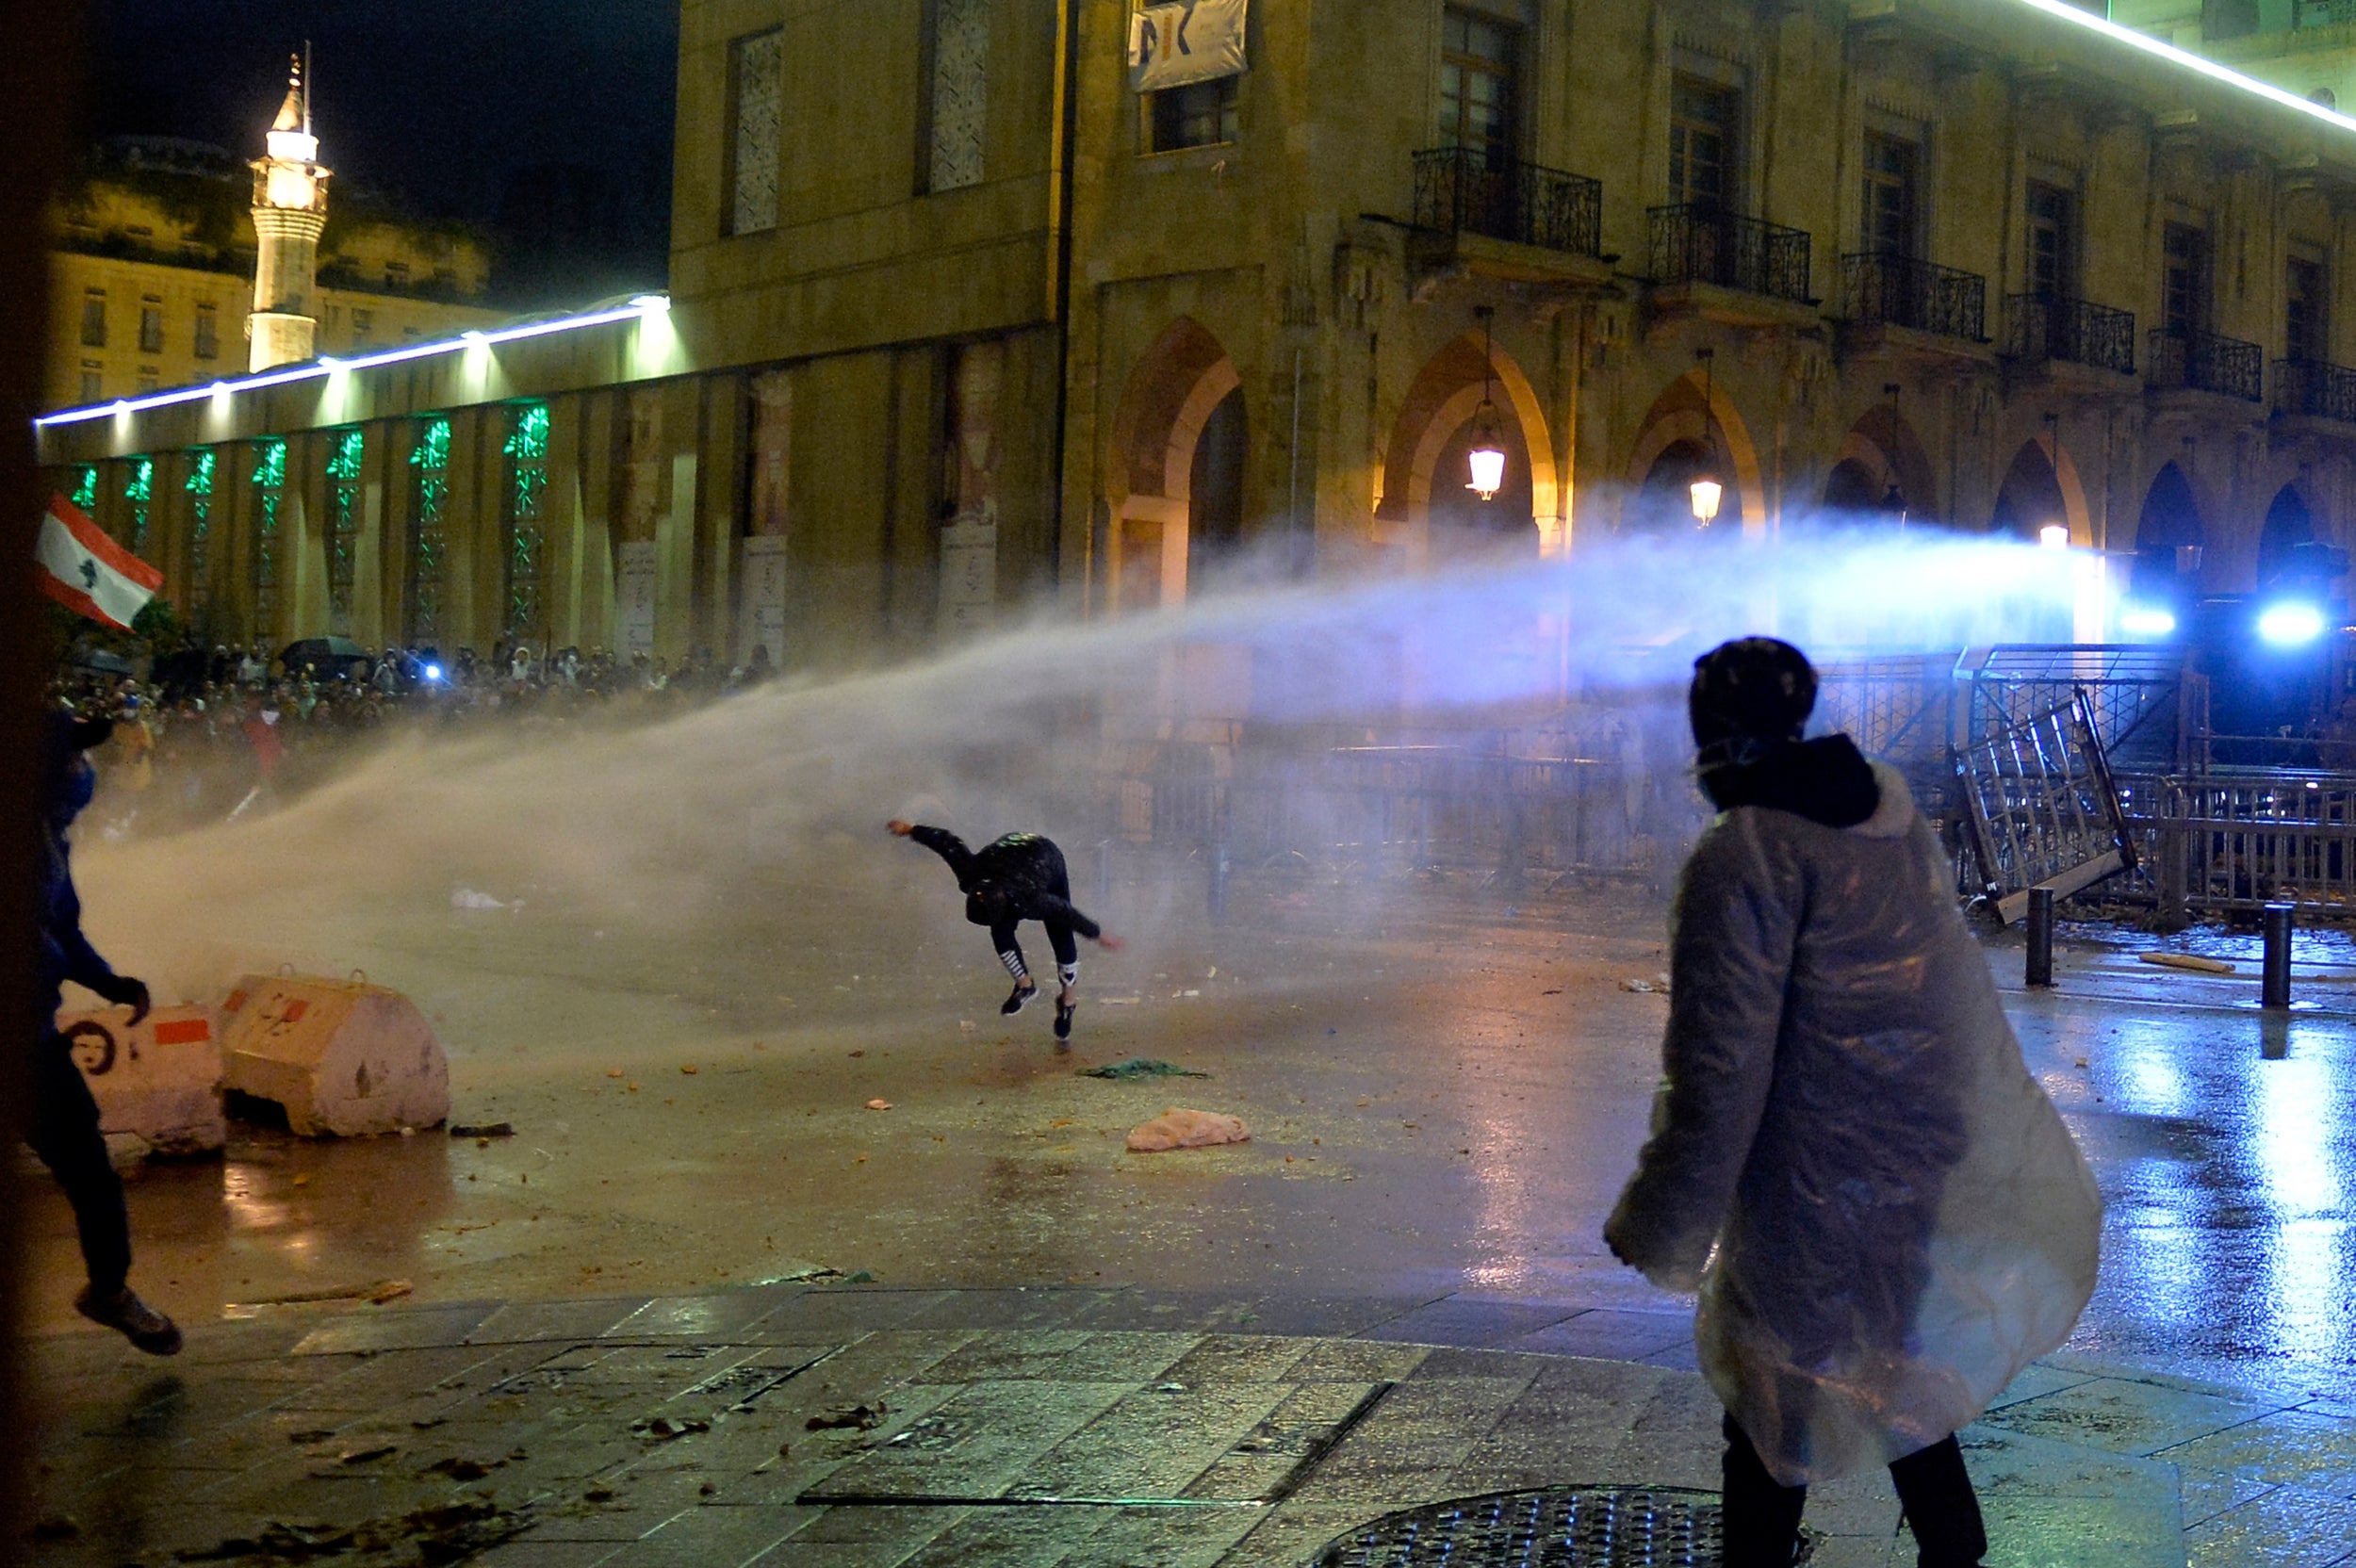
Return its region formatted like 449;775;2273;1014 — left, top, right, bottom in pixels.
729;29;784;235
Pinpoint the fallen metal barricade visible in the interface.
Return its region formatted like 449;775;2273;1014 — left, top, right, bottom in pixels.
1957;691;2136;923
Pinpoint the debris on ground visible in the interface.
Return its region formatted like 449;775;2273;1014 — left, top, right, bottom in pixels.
336;1446;397;1465
630;1416;711;1440
226;1280;414;1312
28;1515;78;1542
1079;1057;1210;1080
2138;952;2237;974
1619;974;1673;993
450;889;506;910
866;1099;892;1110
1126;1108;1252;1152
422;1457;495;1480
449;1122;515;1139
807;1400;889;1431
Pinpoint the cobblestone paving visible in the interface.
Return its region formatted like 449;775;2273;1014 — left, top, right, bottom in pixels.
25;1284;2351;1568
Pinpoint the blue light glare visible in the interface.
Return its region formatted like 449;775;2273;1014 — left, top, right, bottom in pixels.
2119;606;2177;638
2257;602;2328;646
423;663;444;682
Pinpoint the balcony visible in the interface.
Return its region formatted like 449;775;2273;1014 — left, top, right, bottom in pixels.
1647;204;1813;305
1414;147;1602;258
1837;252;1991;366
1406;147;1612;296
2146;330;2262;402
2003;294;2136;378
2274;357;2356;424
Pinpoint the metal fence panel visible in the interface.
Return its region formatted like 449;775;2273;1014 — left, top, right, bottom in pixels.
1957;692;2135;923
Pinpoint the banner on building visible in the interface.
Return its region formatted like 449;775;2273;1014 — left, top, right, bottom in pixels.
1129;0;1248;92
616;541;658;661
37;494;162;631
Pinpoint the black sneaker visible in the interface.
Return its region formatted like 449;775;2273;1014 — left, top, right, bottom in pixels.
1001;983;1038;1016
1054;998;1076;1040
75;1285;183;1356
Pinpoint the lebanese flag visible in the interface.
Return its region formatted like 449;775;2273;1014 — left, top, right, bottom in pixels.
36;493;162;631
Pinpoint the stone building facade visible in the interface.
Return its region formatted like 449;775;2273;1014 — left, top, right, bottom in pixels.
39;0;2356;670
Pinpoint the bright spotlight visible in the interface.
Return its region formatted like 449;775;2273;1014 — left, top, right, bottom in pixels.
423;662;444;682
2039;524;2070;550
2257;602;2327;645
630;293;672;313
2119;606;2177;638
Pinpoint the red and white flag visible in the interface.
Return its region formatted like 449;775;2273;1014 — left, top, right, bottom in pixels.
36;493;163;631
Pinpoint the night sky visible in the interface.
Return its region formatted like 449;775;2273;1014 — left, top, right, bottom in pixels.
79;0;679;301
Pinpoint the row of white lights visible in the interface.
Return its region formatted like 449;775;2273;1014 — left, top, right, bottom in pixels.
33;294;673;429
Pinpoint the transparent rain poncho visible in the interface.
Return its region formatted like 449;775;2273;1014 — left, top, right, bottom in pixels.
1607;762;2102;1487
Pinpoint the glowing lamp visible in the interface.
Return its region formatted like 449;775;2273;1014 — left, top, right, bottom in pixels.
1467;439;1507;501
1689;479;1724;525
2257;602;2327;646
630;293;672;313
2119;606;2177;638
423;663;444;682
2039;524;2070;549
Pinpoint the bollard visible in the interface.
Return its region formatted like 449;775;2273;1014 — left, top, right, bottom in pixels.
2024;887;2055;988
2263;902;2294;1009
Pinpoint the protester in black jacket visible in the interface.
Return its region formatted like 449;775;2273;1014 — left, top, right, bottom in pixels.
32;711;181;1355
890;821;1122;1040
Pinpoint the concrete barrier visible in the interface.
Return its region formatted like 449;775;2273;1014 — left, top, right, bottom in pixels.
55;1004;225;1156
221;973;450;1136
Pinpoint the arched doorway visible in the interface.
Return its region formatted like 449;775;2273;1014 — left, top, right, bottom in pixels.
1621;370;1765;539
1814;404;1937;531
1822;459;1886;516
1990;440;2070;543
2258;484;2316;590
1186;387;1248;588
1377;329;1559;565
1104;318;1243;614
2130;462;2203;603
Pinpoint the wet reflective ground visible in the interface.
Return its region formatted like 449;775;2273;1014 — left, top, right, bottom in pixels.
25;864;2356;1407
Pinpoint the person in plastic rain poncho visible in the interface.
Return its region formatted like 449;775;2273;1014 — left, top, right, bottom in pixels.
1604;638;2101;1568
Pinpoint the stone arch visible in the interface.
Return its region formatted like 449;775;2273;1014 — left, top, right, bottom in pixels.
2259;483;2318;589
2130;461;2204;600
1104;318;1244;613
1989;436;2092;545
1821;403;1939;527
1376;331;1561;563
1621;369;1767;538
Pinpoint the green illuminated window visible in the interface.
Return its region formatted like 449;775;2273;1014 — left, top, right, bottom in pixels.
253;438;287;637
124;458;154;553
327;430;366;627
502;403;550;643
185;449;215;612
70;466;97;512
407;416;451;644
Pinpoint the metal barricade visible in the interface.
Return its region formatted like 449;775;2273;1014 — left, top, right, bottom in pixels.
1956;692;2136;923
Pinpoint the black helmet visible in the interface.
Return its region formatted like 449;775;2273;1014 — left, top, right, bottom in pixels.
1690;637;1816;771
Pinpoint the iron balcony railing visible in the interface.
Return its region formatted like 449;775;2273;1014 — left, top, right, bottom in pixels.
1646;204;1812;303
2003;294;2136;375
2148;329;2263;400
1839;252;1988;341
1413;147;1604;259
2273;357;2356;422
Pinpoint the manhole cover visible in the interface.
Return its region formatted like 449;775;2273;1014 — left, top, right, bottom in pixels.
1315;1487;1725;1567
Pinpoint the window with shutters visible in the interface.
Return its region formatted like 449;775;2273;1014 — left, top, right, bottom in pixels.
2026;182;2075;299
1439;8;1519;168
2287;255;2328;363
1669;79;1738;210
1861;133;1919;256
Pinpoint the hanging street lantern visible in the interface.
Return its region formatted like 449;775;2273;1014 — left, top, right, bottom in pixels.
1689;478;1724;525
2040;523;2070;549
1465;305;1506;501
1466;400;1507;501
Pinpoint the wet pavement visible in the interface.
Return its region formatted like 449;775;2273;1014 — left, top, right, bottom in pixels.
24;1280;2333;1568
18;863;2356;1563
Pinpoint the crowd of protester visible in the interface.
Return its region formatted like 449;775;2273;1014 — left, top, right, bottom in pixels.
50;638;778;835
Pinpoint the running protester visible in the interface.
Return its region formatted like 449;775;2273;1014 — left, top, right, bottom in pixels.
889;822;1123;1040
